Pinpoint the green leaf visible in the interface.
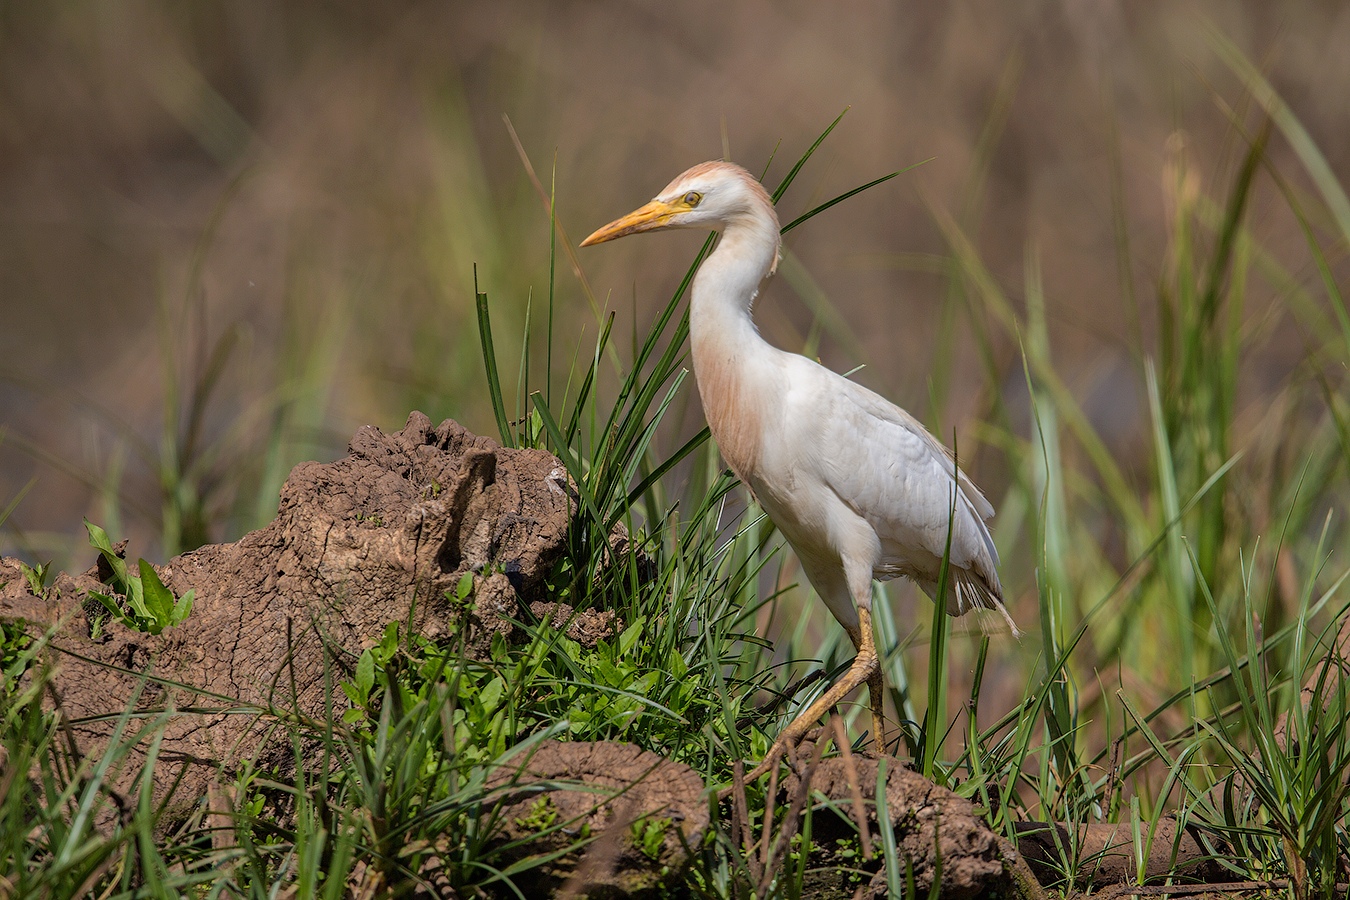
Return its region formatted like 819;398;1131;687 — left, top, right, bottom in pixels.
618;615;646;657
18;561;49;596
124;573;148;621
479;675;505;715
593;656;623;688
138;559;176;628
378;622;400;661
87;590;127;625
171;590;194;626
84;519;130;588
355;648;375;703
84;518;115;554
666;648;688;681
876;757;903;896
558;636;582;663
771;108;848;203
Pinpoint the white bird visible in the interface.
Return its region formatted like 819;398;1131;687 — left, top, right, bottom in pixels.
582;161;1016;781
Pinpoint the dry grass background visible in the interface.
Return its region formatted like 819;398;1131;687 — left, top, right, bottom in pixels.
1;0;1347;564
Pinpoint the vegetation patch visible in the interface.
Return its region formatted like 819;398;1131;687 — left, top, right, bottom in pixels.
3;52;1350;900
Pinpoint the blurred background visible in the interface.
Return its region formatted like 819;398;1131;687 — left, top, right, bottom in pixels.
0;0;1346;573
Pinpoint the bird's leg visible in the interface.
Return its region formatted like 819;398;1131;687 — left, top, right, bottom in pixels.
858;608;888;756
842;610;887;755
738;608;882;787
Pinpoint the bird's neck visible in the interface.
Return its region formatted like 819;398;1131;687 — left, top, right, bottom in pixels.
689;217;782;479
690;217;780;352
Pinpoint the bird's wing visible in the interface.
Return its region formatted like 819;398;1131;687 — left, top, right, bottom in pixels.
790;367;1000;579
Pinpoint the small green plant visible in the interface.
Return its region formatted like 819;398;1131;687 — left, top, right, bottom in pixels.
340;620;402;724
0;622;33;703
83;520;194;636
632;814;671;861
449;570;475;610
516;795;560;832
17;560;52;598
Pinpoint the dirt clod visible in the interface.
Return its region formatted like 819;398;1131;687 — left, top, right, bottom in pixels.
0;413;573;822
1015;817;1228;888
529;601;621;648
786;755;1011;900
485;740;709;898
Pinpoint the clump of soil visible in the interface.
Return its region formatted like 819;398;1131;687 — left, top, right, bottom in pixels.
529;601;621;647
485;740;709;897
1;412;574;819
785;755;1010;900
1014;817;1228;887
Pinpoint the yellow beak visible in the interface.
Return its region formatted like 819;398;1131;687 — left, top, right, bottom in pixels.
580;199;679;246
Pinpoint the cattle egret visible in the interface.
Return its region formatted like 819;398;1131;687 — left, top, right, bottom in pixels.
582;161;1016;781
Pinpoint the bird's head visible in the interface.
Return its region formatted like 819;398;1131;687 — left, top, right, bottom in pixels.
581;161;780;252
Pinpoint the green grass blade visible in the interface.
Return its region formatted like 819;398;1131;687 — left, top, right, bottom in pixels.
771;108;848;203
1208;26;1350;242
780;169;908;235
475;266;514;448
1145;360;1195;689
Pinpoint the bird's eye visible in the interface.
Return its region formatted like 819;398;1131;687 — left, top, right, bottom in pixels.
683;191;702;207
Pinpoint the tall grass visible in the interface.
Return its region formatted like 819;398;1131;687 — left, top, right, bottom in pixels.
3;47;1350;897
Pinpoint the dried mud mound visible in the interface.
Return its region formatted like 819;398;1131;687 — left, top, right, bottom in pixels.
486;741;709;898
0;412;573;817
786;756;1011;899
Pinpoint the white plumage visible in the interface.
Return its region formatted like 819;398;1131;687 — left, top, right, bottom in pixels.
583;160;1015;779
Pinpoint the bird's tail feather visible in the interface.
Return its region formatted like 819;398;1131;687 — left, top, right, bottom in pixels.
925;570;1020;637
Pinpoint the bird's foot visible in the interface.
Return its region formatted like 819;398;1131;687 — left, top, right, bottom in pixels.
716;716;830;802
719;613;886;801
